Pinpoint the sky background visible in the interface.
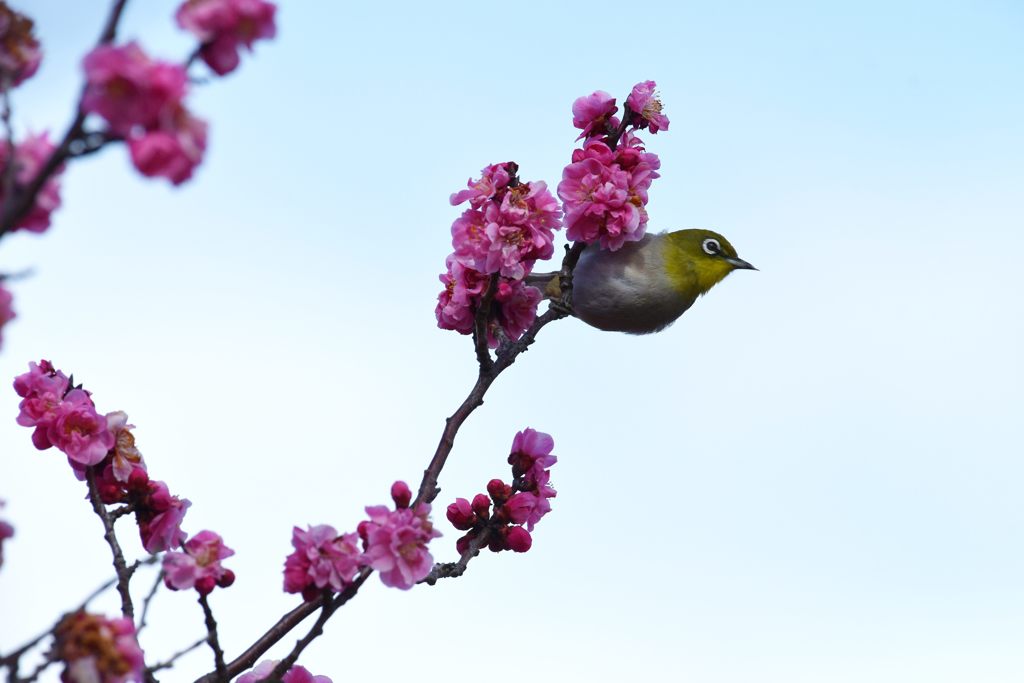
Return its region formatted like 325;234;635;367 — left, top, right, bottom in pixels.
1;1;1023;681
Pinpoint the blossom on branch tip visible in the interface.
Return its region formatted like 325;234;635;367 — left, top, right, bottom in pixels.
283;524;361;600
626;80;669;133
82;43;188;135
359;482;441;590
163;530;235;594
176;0;277;76
46;389;115;467
53;612;145;683
238;660;332;683
0;3;41;87
572;90;618;140
127;108;208;185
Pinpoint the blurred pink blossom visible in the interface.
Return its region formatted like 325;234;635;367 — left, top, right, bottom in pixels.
164;530;235;594
0;132;65;233
128;108;208;185
54;612;145;683
0;285;13;349
47;389;115;467
0;3;41;87
176;0;277;76
238;660;332;683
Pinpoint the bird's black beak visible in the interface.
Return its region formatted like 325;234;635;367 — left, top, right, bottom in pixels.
725;256;757;271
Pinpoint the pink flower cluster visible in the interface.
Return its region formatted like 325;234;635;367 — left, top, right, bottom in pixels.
0;500;13;571
82;42;207;185
437;162;561;347
283;482;441;595
447;428;557;555
557;81;668;251
238;660;332;683
0;132;65;233
53;611;145;683
163;530;235;594
0;283;13;349
283;524;361;601
0;3;41;88
176;0;277;76
13;360;192;553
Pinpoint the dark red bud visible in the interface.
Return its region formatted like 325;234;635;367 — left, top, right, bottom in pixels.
195;576;216;595
391;481;412;509
470;493;491;520
505;526;533;553
216;569;235;588
446;499;475;531
487;478;511;505
487;533;507;553
357;520;371;544
455;532;475;556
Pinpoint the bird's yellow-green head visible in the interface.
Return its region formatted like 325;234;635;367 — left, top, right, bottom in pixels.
663;229;756;298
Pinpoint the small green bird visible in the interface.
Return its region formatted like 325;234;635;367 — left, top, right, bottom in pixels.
532;229;755;334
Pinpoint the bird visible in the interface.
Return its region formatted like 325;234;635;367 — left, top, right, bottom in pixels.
530;229;755;334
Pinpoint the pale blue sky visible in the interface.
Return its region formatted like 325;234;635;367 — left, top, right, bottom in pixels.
1;2;1023;682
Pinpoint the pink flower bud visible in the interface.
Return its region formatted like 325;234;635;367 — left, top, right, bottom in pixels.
505;526;532;553
470;493;491;520
446;498;475;530
217;569;236;588
487;478;511;504
455;532;474;555
390;480;412;509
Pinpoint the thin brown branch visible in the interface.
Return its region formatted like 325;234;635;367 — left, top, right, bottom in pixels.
197;594;227;682
146;636;207;675
136;568;164;633
419;528;492;585
85;469;135;619
473;274;499;369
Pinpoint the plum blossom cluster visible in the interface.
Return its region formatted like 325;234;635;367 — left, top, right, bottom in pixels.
238;660;332;683
0;282;13;349
163;529;235;595
0;499;13;570
0;1;41;88
557;80;669;251
0;132;65;234
447;428;557;555
284;481;441;596
437;162;562;347
82;42;206;185
53;611;145;683
176;0;277;76
13;360;191;553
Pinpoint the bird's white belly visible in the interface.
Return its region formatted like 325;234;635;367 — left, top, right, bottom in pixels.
571;238;693;334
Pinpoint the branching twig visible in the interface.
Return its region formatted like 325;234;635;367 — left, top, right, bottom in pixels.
85;469;135;619
197;594;227;682
419;528;492;585
137;569;164;633
146;636;207;675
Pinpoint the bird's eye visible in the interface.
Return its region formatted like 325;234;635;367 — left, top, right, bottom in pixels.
702;238;721;255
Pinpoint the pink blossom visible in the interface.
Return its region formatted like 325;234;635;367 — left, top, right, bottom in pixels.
359;483;441;590
558;139;647;251
82;43;187;135
128;108;208;185
0;285;13;349
491;280;541;345
0;132;64;233
435;254;487;335
54;612;145;683
572;90;618;140
14;359;69;449
0;4;41;87
508;427;557;488
446;498;475;531
238;660;332;683
450;162;512;208
163;530;235;594
132;479;190;553
46;389;115;467
283;524;362;600
176;0;278;76
626;80;669;133
105;412;147;483
0;500;13;570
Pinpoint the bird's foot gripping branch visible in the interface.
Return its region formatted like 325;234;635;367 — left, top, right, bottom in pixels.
1;23;679;680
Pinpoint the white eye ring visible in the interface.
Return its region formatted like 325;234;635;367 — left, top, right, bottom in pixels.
702;238;721;255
